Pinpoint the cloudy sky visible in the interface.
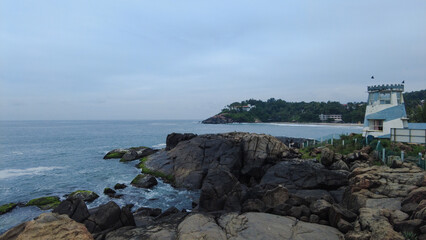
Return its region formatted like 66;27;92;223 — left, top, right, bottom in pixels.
0;1;425;120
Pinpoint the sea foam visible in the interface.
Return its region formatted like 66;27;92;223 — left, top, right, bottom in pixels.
0;166;64;180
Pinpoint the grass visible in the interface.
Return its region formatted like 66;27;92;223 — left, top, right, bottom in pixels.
0;203;17;214
402;231;418;240
136;157;175;183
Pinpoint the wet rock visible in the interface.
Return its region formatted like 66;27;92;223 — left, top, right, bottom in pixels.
0;203;17;215
135;207;162;217
26;196;60;210
67;190;99;203
114;183;127;190
131;174;158;188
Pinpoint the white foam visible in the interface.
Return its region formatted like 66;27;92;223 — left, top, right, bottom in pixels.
0;166;64;180
152;143;166;149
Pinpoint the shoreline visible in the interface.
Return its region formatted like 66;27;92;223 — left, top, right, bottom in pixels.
267;122;363;127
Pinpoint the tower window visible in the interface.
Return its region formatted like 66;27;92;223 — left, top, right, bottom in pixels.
379;93;391;104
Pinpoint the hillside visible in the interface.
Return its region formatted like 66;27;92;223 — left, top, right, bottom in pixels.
202;89;426;124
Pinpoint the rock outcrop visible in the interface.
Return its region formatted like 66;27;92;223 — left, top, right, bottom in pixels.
104;147;157;162
0;212;93;240
201;114;234;124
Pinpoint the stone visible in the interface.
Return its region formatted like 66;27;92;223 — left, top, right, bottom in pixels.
166;133;197;150
309;214;319;223
344;231;371;240
414;200;426;220
0;212;93;240
26;196;60;210
365;198;401;210
103;149;127;159
337;218;353;233
289;206;303;219
135;207;162;217
177;214;227;240
199;168;243;212
85;201;135;234
67;190;99;203
53;198;90;223
329;160;349;171
358;208;404;240
120;147;157;162
393;219;424;234
328;204;357;228
242;199;265;213
131;174;158;188
114;183;127;190
402;203;418;215
260;160;349;190
320;148;335;166
261;185;289;209
0;203;17;215
217;212;344;240
310;199;332;220
402;187;426;205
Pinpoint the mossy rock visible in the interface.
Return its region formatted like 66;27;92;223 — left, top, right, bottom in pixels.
104;152;126;159
136;157;174;184
114;183;127;190
68;190;99;202
131;174;158;188
103;188;116;195
0;203;17;215
26;196;60;210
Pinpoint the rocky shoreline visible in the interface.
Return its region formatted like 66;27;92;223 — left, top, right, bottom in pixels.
1;132;425;240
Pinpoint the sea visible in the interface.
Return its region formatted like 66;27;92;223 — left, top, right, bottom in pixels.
0;120;362;233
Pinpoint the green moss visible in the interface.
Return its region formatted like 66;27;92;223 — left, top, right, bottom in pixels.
105;152;125;159
402;231;418;240
26;196;60;210
136;157;175;183
0;203;17;215
131;174;145;184
129;146;148;150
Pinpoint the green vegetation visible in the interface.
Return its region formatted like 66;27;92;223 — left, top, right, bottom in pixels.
136;157;175;183
405;89;426;123
217;89;425;123
0;203;17;215
105;152;125;159
402;231;418;240
26;196;60;210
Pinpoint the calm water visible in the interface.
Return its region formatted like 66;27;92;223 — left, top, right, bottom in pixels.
0;120;362;233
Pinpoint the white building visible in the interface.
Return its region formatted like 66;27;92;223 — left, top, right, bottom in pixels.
319;114;343;122
363;84;408;138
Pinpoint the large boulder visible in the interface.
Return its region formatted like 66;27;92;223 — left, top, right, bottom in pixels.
260;159;349;190
0;213;93;240
104;147;157;162
358;207;404;240
131;174;158;189
145;132;290;189
320;147;335;166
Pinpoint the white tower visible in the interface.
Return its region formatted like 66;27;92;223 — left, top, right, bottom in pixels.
363;84;408;138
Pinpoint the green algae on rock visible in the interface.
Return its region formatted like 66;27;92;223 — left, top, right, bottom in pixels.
68;190;99;202
0;203;17;215
26;196;60;210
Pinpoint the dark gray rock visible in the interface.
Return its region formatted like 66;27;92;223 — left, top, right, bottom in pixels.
166;133;197;150
260;160;349;191
131;174;158;189
328;204;357;228
53;198;90;223
135;207;162;217
242;199;266;213
114;183;127;190
310;199;332;220
67;190;99;203
321;148;335;166
199;168;243;212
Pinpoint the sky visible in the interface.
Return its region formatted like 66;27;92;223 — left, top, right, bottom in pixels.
0;1;425;120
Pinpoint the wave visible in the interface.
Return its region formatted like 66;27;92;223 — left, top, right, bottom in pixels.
0;166;64;180
152;143;166;149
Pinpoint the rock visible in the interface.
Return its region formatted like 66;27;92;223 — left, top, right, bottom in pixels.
365;198;401;210
177;214;227;240
310;199;331;220
53;198;90;223
0;203;17;215
146;132;290;189
120;147;157;162
391;159;404;168
289;206;303;218
291;189;334;205
389;210;409;224
67;190;99;203
131;174;158;188
358;207;404;240
260;160;349;190
199;168;243;212
402;187;426;206
309;214;319;223
217;212;344;240
414;200;426;220
271;203;292;216
157;207;179;218
104;149;127;159
85;201;135;234
166;133;197;150
394;219;424;234
0;212;93;240
345;231;371;240
337;218;353;233
328;204;357;228
402;202;418;215
320;148;335;166
26;196;60;210
242;199;266;213
104;188;116;195
202;114;234;124
329;160;349;171
114;183;127;190
261;185;289;209
135;207;162;217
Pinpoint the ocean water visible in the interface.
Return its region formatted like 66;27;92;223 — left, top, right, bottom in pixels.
0;120;362;233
